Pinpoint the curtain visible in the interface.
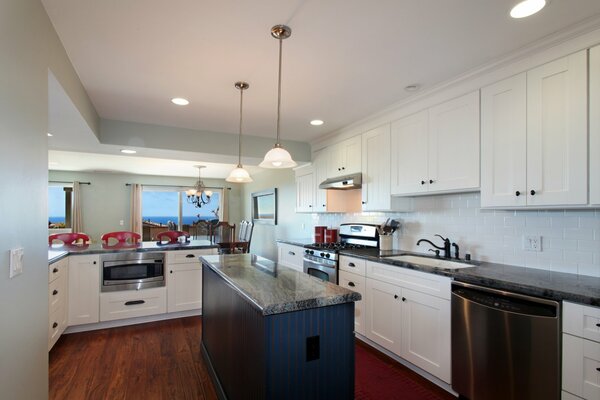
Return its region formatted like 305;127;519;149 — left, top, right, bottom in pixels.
71;181;83;233
130;183;142;235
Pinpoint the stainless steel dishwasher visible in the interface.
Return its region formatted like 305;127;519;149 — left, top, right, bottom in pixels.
451;281;560;400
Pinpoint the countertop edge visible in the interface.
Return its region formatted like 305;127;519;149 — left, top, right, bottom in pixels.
276;238;313;247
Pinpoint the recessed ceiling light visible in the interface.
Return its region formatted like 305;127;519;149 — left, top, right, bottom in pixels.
171;97;189;106
404;84;420;92
510;0;546;18
120;149;137;154
310;120;324;126
47;132;53;137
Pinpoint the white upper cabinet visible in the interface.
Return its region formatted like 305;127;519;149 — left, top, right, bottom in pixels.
295;166;314;213
428;90;480;192
328;136;361;178
391;91;480;196
481;73;528;207
481;50;588;207
312;149;329;212
391;110;429;195
526;51;587;206
590;46;600;205
361;124;392;211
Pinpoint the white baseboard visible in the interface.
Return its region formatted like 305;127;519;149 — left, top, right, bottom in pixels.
63;309;202;334
355;333;458;397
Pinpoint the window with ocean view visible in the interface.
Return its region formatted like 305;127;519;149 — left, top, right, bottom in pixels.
48;185;72;229
141;187;222;241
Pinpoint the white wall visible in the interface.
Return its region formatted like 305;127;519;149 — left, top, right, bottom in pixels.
49;170;242;242
0;1;98;398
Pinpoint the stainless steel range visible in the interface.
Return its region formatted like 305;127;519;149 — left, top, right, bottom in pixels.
303;223;380;284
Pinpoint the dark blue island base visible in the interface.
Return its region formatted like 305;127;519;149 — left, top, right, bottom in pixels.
201;257;356;400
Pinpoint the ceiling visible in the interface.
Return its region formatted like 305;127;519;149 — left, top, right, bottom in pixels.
42;0;600;145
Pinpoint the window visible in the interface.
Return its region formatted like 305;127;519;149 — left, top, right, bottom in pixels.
141;186;222;240
48;184;72;229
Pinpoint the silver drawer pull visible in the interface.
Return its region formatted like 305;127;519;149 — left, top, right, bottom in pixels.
125;300;145;306
289;251;295;256
348;263;356;267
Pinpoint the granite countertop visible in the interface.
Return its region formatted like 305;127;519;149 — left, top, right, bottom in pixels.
339;248;600;307
276;238;314;247
48;239;218;263
200;254;361;316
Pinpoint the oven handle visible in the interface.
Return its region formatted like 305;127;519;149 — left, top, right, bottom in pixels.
303;257;336;267
103;259;164;268
103;276;164;286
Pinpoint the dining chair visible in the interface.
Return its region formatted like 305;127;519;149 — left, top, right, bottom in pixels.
209;222;236;254
233;220;254;253
156;230;190;244
101;231;141;245
48;232;90;245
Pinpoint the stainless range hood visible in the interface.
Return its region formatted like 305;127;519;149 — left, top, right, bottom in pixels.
319;173;362;190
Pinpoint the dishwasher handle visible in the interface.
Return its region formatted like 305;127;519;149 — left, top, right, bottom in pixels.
452;281;558;318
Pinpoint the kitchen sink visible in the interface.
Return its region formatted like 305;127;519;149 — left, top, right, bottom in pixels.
384;255;475;270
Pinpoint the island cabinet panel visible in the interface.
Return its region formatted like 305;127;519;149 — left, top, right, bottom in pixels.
202;263;355;400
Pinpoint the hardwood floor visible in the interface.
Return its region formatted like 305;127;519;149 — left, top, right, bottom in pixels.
49;317;217;400
50;316;453;400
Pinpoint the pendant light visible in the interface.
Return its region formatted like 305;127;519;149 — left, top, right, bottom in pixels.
259;24;297;169
226;81;253;183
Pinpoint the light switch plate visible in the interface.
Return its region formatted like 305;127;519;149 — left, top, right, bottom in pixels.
9;247;24;278
523;235;542;252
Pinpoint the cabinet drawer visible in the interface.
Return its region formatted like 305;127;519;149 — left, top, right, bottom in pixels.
563;333;600;400
167;249;217;264
100;287;166;322
366;261;451;300
48;258;67;283
564;302;600;342
278;243;304;269
48;275;66;316
48;305;65;350
339;256;366;276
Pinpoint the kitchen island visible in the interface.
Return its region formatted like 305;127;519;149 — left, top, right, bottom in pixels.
200;254;361;400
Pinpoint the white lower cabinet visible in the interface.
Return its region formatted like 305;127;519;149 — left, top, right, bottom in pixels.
100;287;166;321
363;261;451;383
166;249;217;313
562;302;600;400
68;254;100;326
339;270;366;336
277;243;305;272
48;258;68;350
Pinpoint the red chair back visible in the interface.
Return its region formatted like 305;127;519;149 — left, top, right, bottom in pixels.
49;233;90;245
101;231;141;245
156;230;190;244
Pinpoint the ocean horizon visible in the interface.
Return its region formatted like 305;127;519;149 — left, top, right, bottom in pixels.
49;216;217;225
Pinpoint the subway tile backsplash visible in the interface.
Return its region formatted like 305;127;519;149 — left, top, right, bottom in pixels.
310;192;600;277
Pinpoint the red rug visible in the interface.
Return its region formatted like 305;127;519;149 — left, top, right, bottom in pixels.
355;344;452;400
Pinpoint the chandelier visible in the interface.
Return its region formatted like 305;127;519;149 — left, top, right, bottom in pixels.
186;165;212;208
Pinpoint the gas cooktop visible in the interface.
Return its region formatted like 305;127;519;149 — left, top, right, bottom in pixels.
305;242;369;251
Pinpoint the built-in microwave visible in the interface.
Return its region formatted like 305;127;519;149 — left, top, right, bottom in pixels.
100;252;165;292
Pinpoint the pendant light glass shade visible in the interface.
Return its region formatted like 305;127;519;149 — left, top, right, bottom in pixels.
260;24;297;169
226;81;253;183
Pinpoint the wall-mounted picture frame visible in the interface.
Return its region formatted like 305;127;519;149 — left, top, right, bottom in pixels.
251;188;277;225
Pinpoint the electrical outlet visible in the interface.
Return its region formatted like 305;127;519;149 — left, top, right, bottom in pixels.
119;220;124;226
523;235;542;252
301;223;305;230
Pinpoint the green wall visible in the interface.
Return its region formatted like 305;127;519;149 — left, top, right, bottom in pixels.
49;171;242;242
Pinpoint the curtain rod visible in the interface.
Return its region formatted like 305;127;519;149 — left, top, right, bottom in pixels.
49;180;91;185
125;183;231;190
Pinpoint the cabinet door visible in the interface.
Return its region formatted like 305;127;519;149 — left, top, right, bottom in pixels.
68;255;100;325
342;136;362;175
390;110;429;195
481;73;527;207
295;172;314;212
591;46;600;205
526;50;588;206
428;91;480;193
400;288;451;383
313;150;329;212
365;278;402;354
339;271;366;336
362;124;391;211
167;263;202;312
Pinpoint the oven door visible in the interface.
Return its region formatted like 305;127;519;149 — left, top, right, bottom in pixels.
303;256;337;284
102;258;164;292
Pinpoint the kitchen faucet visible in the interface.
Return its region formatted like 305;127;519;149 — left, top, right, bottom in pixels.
417;234;451;259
